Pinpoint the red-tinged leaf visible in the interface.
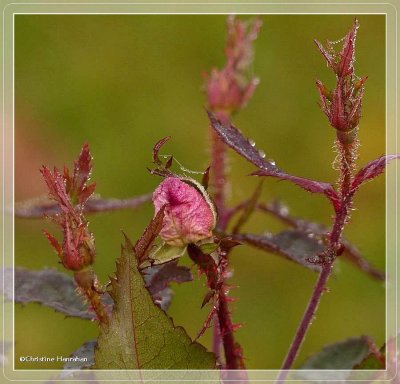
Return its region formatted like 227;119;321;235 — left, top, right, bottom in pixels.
218;237;242;251
207;111;278;171
316;80;331;117
78;182;96;205
201;166;210;190
144;260;192;296
233;230;323;272
208;112;340;208
63;165;72;194
153;136;171;166
337;19;358;78
43;230;62;257
134;206;165;264
314;39;335;70
72;143;93;199
40;166;77;218
252;169;340;209
351;154;400;193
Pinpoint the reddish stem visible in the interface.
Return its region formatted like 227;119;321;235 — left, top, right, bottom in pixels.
210;128;228;224
218;289;240;369
209;110;245;371
74;268;109;325
277;262;332;377
212;316;222;362
276;134;357;380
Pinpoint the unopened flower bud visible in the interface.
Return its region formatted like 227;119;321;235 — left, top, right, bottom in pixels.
315;19;366;135
153;177;216;247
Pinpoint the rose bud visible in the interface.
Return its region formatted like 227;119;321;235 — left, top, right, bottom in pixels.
152;177;216;247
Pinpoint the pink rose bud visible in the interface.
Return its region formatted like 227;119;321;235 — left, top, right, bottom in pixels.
153;177;216;246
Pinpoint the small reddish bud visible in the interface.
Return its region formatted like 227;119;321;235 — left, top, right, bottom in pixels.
315;19;366;133
41;144;96;271
205;16;262;117
61;219;95;270
153;177;216;246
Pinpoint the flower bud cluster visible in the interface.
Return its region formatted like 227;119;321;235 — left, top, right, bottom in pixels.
315;19;367;135
41;144;96;271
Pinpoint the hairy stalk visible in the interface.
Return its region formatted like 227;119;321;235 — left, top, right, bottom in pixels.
210;124;240;368
277;131;357;381
74;268;109;325
210;116;248;371
218;289;240;369
277;263;332;377
210;128;229;231
205;15;261;371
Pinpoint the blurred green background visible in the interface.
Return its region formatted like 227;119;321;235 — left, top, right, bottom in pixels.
14;14;385;370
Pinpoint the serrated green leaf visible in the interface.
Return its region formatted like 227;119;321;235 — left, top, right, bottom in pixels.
94;237;216;369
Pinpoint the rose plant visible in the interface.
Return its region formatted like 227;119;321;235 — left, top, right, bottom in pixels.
9;16;398;382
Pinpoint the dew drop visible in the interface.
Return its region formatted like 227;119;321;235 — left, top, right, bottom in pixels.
267;158;276;166
248;138;256;147
258;150;266;158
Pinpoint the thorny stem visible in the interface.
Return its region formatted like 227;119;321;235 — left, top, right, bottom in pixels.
212;315;222;362
277;132;358;381
217;288;242;370
74;268;109;325
209;124;228;363
210;122;229;226
209;111;245;370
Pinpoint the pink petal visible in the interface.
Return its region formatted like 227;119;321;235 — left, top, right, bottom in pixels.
153;178;216;246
